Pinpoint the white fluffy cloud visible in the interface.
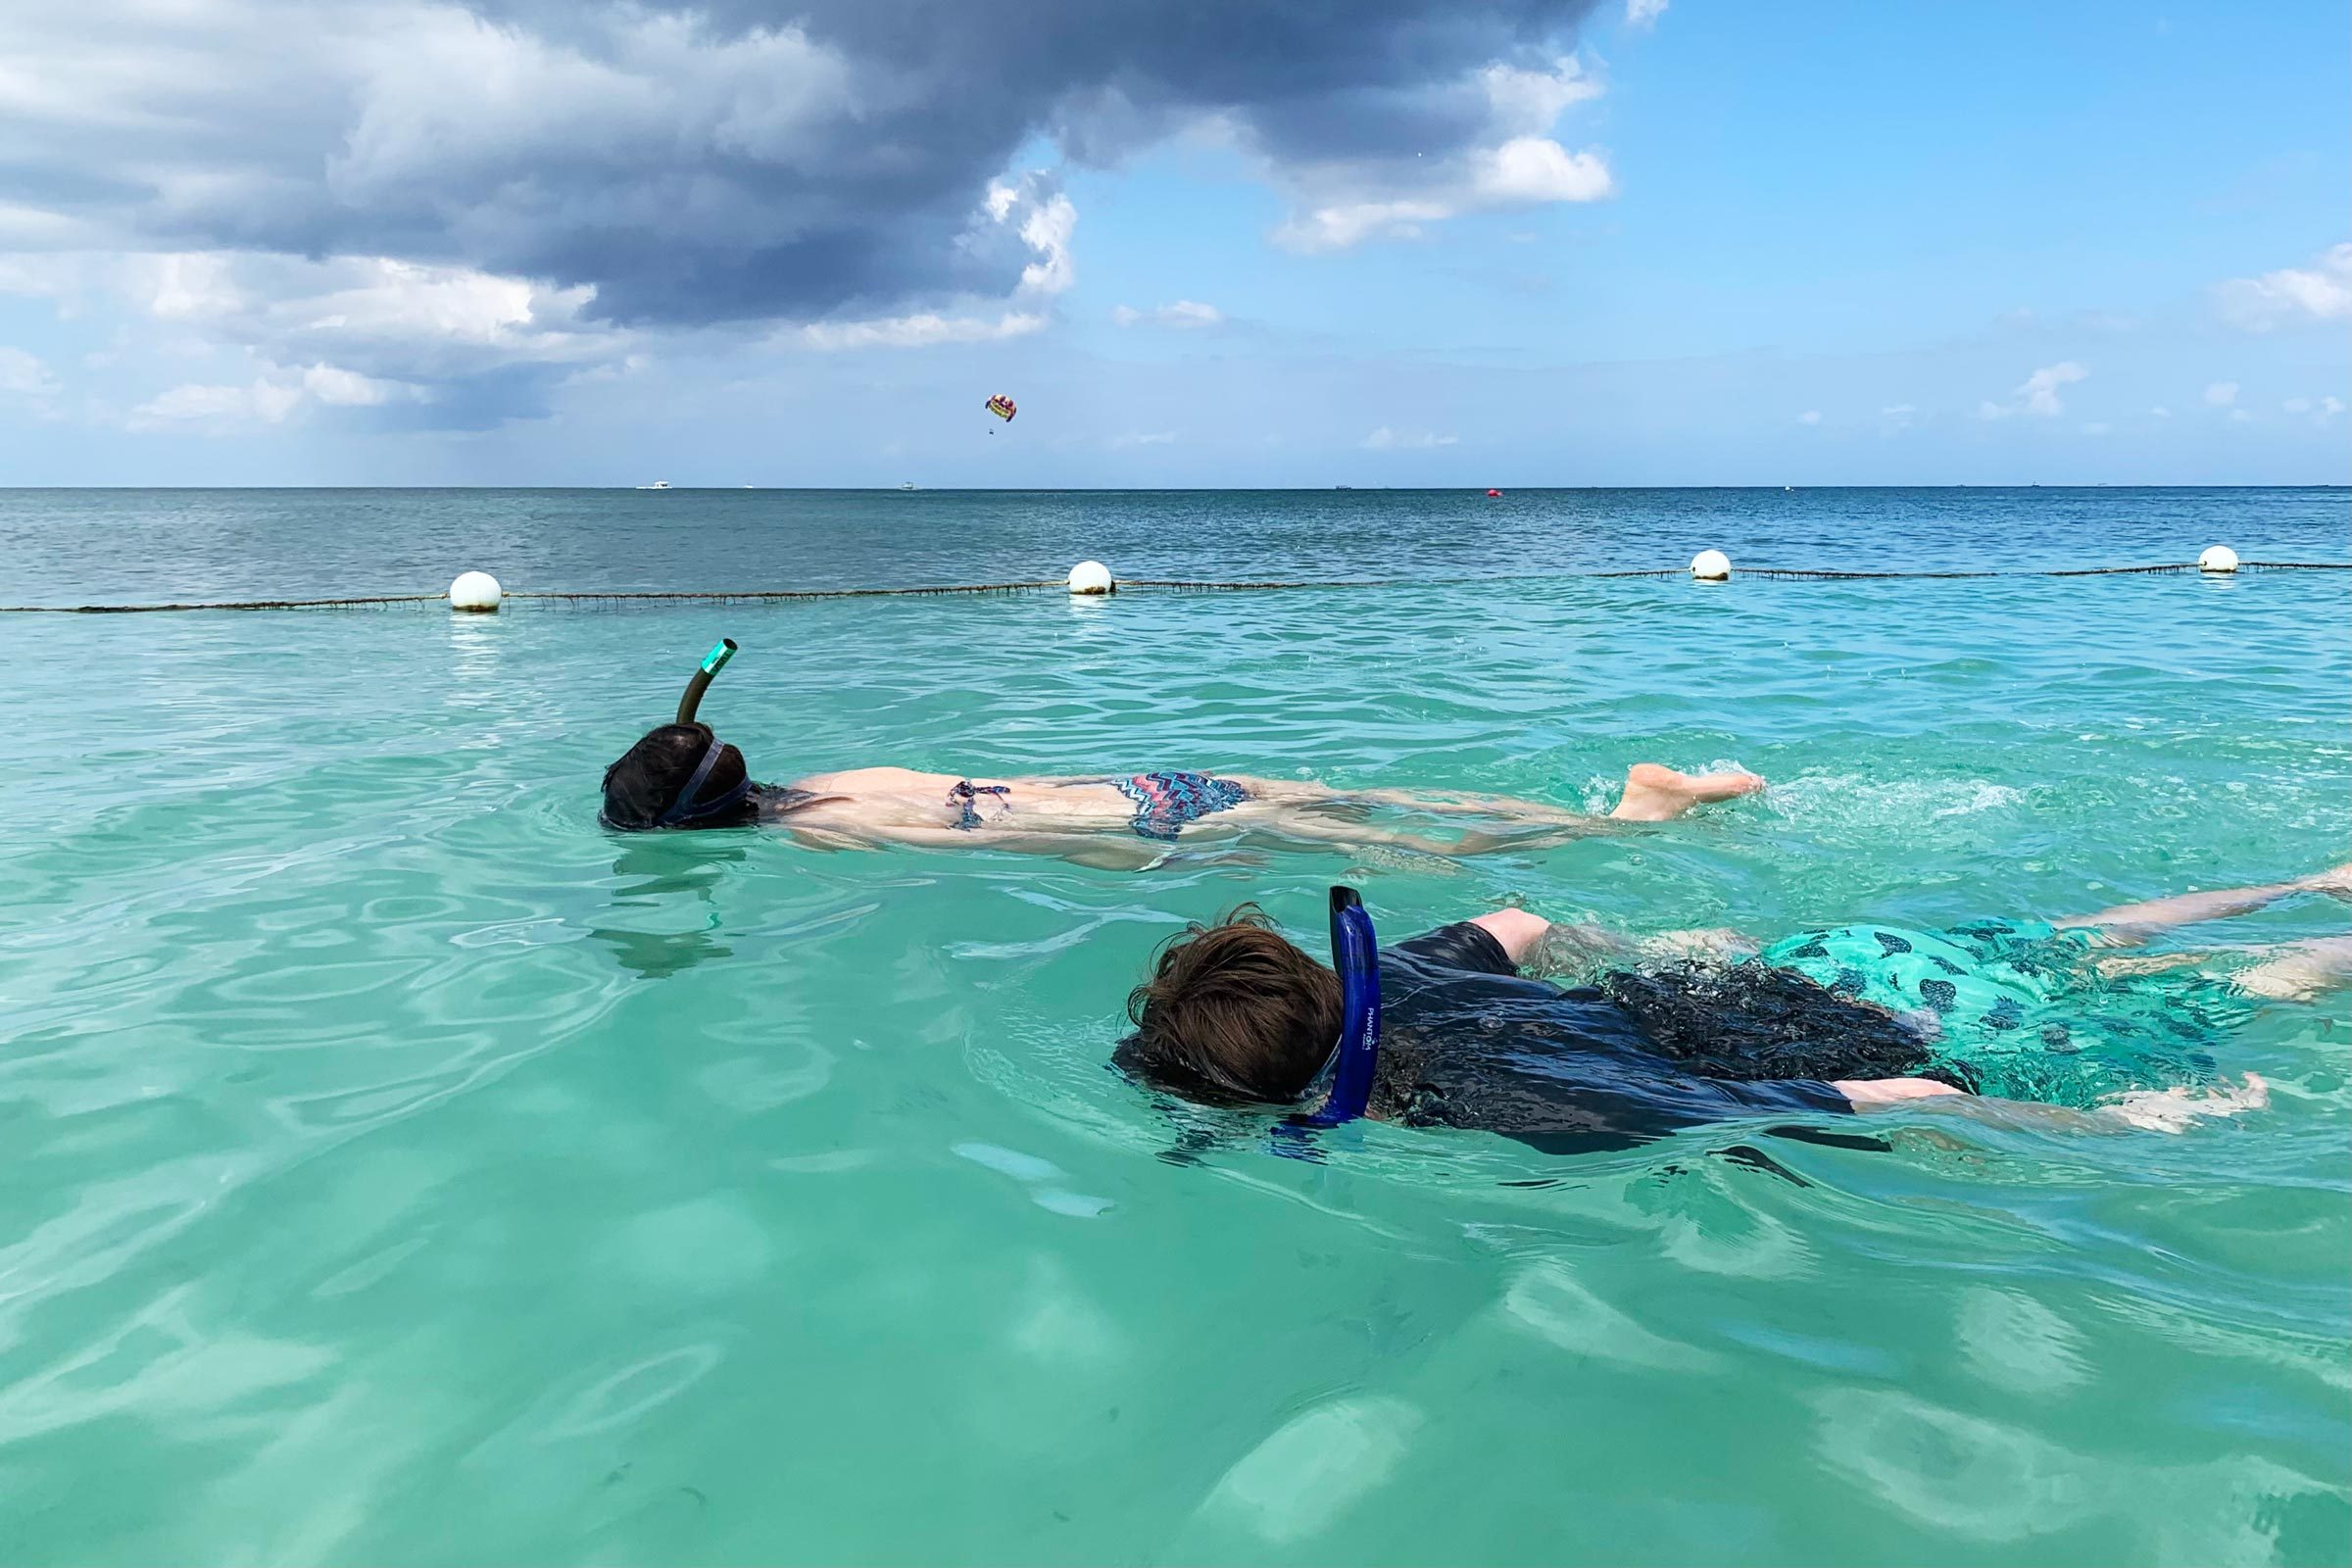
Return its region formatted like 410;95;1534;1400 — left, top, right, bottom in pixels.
1111;300;1224;329
1278;140;1612;251
798;312;1047;350
0;248;616;424
1625;0;1668;27
129;363;423;430
2203;380;2239;407
0;347;59;399
1362;425;1458;449
2215;244;2352;330
1978;361;2086;419
1271;57;1612;252
0;173;1079;416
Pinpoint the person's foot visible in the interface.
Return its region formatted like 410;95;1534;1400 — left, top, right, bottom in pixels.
1611;763;1767;821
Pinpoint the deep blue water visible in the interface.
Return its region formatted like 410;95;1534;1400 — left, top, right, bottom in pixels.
0;486;2341;605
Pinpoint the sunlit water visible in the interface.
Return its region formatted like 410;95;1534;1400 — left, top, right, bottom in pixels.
0;489;2346;1565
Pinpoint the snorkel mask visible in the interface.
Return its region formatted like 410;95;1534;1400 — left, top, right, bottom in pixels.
648;638;754;827
1292;886;1383;1127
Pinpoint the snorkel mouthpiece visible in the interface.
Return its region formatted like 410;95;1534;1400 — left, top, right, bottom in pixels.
675;638;738;725
1299;886;1381;1127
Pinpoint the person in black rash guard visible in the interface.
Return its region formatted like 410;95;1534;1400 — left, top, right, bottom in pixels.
1115;905;1939;1155
1113;874;2351;1152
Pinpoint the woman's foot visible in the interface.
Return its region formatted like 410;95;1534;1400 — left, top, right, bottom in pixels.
1611;763;1767;821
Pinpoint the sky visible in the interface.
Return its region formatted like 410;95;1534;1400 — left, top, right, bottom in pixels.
0;0;2343;487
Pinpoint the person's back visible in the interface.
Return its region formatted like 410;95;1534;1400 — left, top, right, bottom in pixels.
1363;923;1862;1153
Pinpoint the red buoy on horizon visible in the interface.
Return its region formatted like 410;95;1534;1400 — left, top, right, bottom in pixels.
1485;487;1502;498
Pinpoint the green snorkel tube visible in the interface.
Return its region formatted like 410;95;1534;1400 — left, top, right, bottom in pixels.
675;638;737;725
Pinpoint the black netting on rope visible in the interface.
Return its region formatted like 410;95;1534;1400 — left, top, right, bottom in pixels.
0;561;2342;613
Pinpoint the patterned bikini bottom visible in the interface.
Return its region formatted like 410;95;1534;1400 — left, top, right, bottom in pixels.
1110;771;1250;841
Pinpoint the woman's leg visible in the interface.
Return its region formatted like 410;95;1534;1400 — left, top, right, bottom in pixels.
1237;763;1765;826
2055;862;2350;947
2234;936;2352;1002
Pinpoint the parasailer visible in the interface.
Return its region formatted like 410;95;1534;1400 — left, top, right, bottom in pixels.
985;393;1017;431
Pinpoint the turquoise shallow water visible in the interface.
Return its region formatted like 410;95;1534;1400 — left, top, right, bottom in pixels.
0;489;2347;1564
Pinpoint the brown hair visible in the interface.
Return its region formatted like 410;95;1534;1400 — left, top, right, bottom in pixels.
1116;906;1344;1105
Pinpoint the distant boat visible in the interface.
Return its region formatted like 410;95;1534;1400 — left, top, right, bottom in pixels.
901;482;917;490
636;480;672;490
1335;484;1353;490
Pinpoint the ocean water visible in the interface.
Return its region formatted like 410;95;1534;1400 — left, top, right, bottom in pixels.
0;488;2346;1565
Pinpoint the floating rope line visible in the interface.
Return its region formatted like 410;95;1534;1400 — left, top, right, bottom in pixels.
0;561;2342;613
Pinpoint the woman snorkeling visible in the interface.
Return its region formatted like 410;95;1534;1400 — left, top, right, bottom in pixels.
1113;865;2352;1151
600;640;1763;867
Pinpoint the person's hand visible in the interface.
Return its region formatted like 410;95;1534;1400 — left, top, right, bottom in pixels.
1833;1076;1966;1107
2104;1073;2269;1133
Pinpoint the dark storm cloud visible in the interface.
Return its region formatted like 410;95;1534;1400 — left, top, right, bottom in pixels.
0;0;1600;327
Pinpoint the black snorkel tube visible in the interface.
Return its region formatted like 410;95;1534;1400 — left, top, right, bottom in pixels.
675;638;737;725
653;638;752;828
1295;886;1383;1128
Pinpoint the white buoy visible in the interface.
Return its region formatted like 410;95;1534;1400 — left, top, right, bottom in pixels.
449;570;503;612
1067;560;1115;596
1690;549;1731;582
2197;545;2239;574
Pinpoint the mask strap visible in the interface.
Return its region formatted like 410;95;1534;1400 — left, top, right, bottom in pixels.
657;738;743;826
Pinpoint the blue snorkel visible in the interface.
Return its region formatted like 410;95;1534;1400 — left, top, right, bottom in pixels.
1296;886;1383;1127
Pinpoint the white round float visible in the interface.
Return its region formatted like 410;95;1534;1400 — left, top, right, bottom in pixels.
1690;549;1732;582
2197;545;2239;574
1067;561;1115;596
448;570;503;612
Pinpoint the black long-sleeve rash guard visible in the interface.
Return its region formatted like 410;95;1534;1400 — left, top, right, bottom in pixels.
1373;923;1854;1154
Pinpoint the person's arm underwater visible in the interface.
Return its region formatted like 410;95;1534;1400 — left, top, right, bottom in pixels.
1851;1074;2270;1133
1472;908;1757;973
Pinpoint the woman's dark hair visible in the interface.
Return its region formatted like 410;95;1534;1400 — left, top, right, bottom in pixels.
1601;960;1979;1091
1114;906;1344;1105
600;723;758;831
